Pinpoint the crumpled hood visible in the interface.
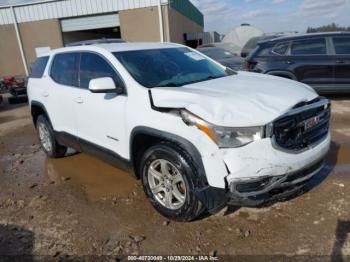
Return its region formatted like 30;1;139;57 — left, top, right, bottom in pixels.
151;71;318;127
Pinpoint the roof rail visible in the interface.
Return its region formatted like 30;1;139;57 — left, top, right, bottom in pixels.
66;38;126;47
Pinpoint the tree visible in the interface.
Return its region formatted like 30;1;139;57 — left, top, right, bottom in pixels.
307;23;350;33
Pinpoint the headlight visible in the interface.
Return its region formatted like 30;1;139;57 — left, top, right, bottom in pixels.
180;110;264;148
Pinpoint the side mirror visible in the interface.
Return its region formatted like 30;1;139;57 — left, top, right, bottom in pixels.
89;77;121;93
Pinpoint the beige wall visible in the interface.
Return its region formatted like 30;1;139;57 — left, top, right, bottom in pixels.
167;7;203;44
0;6;203;77
0;24;24;76
119;6;162;42
119;5;202;44
0;19;63;77
19;19;63;66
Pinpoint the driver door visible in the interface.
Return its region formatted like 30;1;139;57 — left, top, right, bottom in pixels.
74;52;128;158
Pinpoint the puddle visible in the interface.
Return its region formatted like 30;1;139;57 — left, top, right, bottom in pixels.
324;141;350;176
44;153;138;201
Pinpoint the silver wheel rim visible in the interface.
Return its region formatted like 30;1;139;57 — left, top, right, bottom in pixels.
38;122;52;152
147;159;186;210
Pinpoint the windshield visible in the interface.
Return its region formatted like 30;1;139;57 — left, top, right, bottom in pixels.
198;48;234;60
113;47;230;88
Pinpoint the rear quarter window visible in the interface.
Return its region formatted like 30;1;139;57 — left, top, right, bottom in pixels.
50;52;80;87
30;56;49;78
255;46;271;57
333;37;350;55
271;42;289;55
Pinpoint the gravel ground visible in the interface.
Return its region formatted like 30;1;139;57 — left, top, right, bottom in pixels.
0;95;350;261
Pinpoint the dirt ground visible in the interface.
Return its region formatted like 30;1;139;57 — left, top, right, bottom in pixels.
0;95;350;260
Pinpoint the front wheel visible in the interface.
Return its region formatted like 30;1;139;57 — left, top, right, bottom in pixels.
140;143;204;221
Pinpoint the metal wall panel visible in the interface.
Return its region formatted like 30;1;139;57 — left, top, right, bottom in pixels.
0;0;169;25
61;13;120;32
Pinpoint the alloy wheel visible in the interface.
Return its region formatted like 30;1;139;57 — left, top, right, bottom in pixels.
147;159;186;210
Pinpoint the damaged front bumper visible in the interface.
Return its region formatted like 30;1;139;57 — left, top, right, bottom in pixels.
199;133;330;213
227;159;324;207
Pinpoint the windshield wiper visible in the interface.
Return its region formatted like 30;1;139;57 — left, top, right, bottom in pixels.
157;82;183;87
184;75;223;85
226;67;237;75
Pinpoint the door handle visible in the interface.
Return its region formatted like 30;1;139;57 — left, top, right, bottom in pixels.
285;60;294;65
41;91;49;97
336;60;346;64
74;97;84;104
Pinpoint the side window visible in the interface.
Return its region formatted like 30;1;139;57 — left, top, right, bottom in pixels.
30;56;49;78
79;53;122;89
291;38;327;55
271;42;289;55
50;53;79;86
333;37;350;55
256;46;271;57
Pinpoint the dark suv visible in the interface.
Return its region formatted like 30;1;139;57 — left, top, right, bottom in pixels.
245;32;350;94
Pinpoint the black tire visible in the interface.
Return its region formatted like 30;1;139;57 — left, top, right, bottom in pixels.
140;142;204;221
36;115;67;158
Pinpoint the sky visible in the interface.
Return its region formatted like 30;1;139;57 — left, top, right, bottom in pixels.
189;0;350;34
1;0;350;34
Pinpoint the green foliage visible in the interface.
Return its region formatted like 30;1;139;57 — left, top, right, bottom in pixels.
307;23;350;33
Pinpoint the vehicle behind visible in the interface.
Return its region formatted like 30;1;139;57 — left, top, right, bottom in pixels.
241;33;291;58
245;32;350;94
197;47;244;70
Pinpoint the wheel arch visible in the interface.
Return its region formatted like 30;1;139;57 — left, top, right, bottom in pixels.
130;126;228;213
30;101;52;127
129;127;208;185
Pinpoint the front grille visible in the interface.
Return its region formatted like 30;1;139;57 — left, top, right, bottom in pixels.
273;98;330;151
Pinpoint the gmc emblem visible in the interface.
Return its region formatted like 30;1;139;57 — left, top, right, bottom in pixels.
304;115;321;130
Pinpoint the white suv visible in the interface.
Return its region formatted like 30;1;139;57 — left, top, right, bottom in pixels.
28;42;331;221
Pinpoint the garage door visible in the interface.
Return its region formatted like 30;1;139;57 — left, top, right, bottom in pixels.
61;14;120;32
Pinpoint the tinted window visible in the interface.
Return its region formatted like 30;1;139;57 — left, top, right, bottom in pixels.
198;48;234;60
291;38;327;55
50;53;79;86
333;37;350;54
80;53;121;89
114;47;228;88
30;56;49;78
256;46;271;56
272;42;289;55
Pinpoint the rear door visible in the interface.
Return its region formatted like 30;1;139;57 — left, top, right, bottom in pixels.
332;36;350;91
289;37;334;92
47;52;80;138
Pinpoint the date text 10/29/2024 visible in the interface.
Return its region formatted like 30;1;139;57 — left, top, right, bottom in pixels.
127;255;219;261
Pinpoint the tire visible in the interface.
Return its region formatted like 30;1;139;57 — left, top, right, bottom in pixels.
140;142;204;221
36;115;67;158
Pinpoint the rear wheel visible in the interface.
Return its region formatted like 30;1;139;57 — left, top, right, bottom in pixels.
36;115;67;158
140;143;204;221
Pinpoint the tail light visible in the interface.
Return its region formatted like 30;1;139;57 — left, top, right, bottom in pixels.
244;61;257;71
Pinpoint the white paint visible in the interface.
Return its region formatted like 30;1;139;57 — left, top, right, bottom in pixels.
151;71;318;127
89;77;116;92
